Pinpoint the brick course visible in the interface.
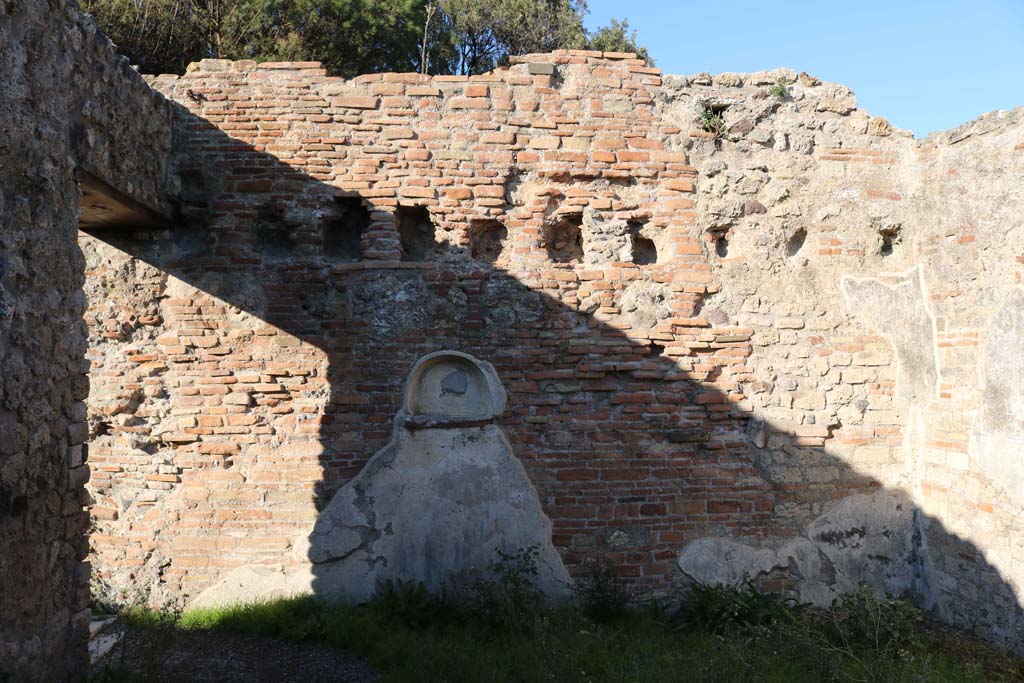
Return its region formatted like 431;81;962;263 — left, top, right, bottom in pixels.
78;49;1024;654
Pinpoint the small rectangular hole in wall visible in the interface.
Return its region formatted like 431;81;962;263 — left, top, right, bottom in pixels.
323;197;370;261
397;205;437;261
629;221;658;265
469;219;508;264
543;213;583;264
257;203;295;260
177;168;207;199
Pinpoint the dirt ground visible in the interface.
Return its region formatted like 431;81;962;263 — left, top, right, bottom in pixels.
91;627;378;682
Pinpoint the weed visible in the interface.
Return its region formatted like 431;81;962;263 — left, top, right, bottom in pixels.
575;557;633;623
457;545;545;632
698;107;726;138
820;585;924;653
769;79;788;99
677;577;803;635
370;579;459;629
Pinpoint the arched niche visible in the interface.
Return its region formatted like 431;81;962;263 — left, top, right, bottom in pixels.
404;351;506;421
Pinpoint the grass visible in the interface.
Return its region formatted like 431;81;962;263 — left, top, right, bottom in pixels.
92;551;1022;681
96;588;1024;683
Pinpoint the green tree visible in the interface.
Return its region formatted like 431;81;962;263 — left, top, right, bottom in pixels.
243;0;439;78
587;17;653;66
83;0;653;76
80;0;206;74
82;0;438;76
437;0;587;75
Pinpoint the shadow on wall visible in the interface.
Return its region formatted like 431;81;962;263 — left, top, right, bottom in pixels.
81;104;1023;651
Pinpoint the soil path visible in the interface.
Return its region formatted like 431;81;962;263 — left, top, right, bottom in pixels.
92;627;378;682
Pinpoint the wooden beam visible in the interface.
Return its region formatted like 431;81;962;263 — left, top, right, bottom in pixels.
78;170;168;230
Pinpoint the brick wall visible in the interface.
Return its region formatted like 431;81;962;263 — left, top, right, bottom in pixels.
87;52;775;601
82;55;1024;650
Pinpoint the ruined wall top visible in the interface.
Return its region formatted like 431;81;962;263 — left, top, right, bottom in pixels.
1;0;176;223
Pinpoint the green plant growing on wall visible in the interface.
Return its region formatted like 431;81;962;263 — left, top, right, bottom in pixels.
462;544;545;632
676;578;804;636
576;557;633;623
769;79;788;99
699;107;727;138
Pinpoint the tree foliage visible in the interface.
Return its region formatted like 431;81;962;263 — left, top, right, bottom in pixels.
586;17;652;66
242;0;434;78
435;0;587;75
81;0;434;77
81;0;653;76
79;0;206;74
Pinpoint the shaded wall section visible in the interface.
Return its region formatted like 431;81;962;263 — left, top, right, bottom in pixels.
0;1;171;680
81;53;1024;651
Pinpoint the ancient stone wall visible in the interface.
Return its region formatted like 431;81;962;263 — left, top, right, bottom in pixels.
1;1;172;680
80;52;1024;650
85;52;726;604
900;111;1024;644
661;73;1024;645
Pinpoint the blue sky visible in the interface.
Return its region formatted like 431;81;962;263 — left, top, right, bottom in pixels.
584;0;1024;137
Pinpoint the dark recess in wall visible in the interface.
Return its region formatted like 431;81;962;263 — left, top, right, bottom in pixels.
543;213;584;263
257;204;296;260
715;235;729;258
629;221;658;265
469;219;508;264
324;197;371;261
880;226;901;256
786;227;807;257
398;205;437;261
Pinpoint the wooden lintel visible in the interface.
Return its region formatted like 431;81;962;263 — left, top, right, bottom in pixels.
78;170;169;230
